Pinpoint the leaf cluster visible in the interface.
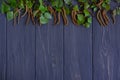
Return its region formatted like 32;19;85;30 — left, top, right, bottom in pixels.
1;0;119;28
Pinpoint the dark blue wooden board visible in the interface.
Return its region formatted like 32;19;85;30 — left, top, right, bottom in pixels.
92;2;120;80
64;17;92;80
0;15;6;80
0;1;120;80
93;16;120;80
6;17;36;80
36;19;63;80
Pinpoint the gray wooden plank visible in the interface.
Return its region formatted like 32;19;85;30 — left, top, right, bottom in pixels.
36;19;63;80
64;17;92;80
6;17;36;80
93;15;120;80
0;15;6;80
93;1;120;80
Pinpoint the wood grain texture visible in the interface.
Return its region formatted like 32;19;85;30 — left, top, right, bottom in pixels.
0;15;6;80
36;19;63;80
6;17;36;80
1;1;120;80
92;16;120;80
64;17;92;80
93;1;120;80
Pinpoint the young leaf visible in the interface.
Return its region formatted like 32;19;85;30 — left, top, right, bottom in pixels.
1;2;10;14
8;0;17;8
7;11;13;21
40;15;48;24
73;5;79;11
64;0;71;5
26;1;33;8
77;14;85;24
44;12;52;19
84;3;90;9
84;22;91;28
64;6;70;15
39;0;43;5
88;17;92;23
39;6;47;13
83;9;90;16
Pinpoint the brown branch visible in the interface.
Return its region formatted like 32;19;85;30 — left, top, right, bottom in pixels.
71;10;78;25
26;9;30;25
101;9;109;26
14;8;21;26
56;12;61;25
48;6;57;24
21;5;28;17
18;9;21;24
97;10;104;26
61;7;68;25
30;9;35;25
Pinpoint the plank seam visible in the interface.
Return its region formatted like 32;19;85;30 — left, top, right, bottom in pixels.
35;25;37;80
5;15;8;80
63;23;65;80
92;17;94;80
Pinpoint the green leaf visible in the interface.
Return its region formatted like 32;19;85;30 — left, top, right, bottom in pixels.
91;5;95;8
84;22;91;28
7;11;14;21
105;0;110;3
77;14;85;24
58;1;63;8
64;0;71;5
26;1;33;8
51;0;63;8
51;1;57;7
40;15;48;24
44;12;52;19
105;4;110;11
84;3;90;9
39;0;43;5
39;6;47;13
104;4;110;11
102;3;110;11
73;5;79;11
1;2;10;13
83;9;90;16
19;0;24;8
78;0;85;2
87;17;92;23
116;8;120;15
64;6;70;15
93;7;97;12
9;0;17;8
56;8;61;12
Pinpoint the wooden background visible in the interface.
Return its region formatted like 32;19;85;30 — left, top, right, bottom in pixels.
0;1;120;80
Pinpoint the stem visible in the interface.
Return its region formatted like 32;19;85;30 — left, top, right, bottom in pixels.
48;6;57;24
14;8;19;26
61;7;68;25
102;9;109;25
14;14;16;26
21;5;28;17
97;10;104;26
18;9;21;24
40;0;43;6
71;10;78;25
99;11;106;26
30;9;35;25
56;12;61;24
26;9;30;25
